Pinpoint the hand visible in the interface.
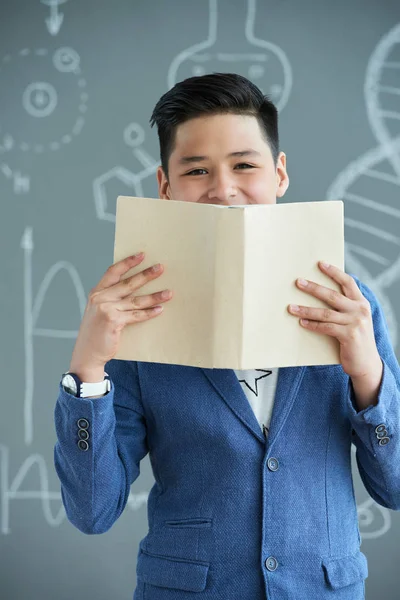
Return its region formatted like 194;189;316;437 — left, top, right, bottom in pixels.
287;261;381;378
69;252;173;373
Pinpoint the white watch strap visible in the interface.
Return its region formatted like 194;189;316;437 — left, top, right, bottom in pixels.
80;375;111;398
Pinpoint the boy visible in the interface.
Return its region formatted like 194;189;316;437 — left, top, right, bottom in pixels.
54;73;400;600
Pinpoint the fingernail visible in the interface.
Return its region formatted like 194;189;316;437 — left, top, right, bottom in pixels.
298;278;308;286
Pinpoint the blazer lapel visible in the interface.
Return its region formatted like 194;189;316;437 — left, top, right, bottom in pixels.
267;366;307;447
201;366;306;446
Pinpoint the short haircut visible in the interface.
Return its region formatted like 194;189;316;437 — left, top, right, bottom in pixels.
149;72;279;181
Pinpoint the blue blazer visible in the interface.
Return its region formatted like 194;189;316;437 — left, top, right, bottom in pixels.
54;274;400;599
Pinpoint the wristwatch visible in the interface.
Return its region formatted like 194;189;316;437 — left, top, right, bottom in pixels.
61;371;111;398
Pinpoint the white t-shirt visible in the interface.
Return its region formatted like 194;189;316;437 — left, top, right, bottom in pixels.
233;369;279;437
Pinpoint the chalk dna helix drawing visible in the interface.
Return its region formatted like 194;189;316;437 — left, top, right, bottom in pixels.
327;22;400;539
327;22;400;352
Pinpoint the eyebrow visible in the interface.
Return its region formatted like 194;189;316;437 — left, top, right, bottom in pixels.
178;149;262;165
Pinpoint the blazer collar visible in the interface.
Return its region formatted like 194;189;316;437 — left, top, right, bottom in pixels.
201;366;306;446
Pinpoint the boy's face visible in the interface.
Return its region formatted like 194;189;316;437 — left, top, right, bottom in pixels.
157;113;289;205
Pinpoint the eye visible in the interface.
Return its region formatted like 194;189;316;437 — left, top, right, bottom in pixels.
185;168;208;176
184;163;255;176
234;163;255;169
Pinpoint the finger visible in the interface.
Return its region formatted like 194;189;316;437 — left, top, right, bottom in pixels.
118;289;173;312
287;304;350;324
296;277;352;312
110;263;166;301
299;318;348;342
94;253;145;293
318;262;363;301
118;304;165;326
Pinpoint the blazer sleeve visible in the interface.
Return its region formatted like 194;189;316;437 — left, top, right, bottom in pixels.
346;275;400;511
53;359;149;534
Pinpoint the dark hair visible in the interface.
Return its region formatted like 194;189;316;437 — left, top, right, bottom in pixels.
149;72;279;181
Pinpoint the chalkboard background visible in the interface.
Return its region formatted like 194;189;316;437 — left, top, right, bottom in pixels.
1;0;400;598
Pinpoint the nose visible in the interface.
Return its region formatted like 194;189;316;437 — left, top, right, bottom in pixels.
207;172;239;205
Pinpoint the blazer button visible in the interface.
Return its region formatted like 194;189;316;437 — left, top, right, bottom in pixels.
267;457;279;471
375;424;386;434
78;439;89;451
379;437;390;446
376;429;388;439
77;418;89;429
265;556;278;571
78;429;90;441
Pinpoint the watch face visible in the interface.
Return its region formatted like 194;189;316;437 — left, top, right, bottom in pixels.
62;374;78;394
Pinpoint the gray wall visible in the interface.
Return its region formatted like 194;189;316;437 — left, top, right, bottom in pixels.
1;0;400;598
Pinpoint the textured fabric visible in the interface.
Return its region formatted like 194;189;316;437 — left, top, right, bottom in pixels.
53;274;400;600
233;368;278;436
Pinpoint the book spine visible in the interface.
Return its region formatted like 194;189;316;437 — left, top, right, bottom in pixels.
212;208;245;369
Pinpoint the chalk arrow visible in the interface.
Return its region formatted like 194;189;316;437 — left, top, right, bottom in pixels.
42;0;67;36
45;12;64;35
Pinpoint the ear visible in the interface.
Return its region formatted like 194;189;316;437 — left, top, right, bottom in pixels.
157;166;172;199
275;152;289;198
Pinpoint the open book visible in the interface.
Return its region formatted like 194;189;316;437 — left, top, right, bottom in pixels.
113;196;344;369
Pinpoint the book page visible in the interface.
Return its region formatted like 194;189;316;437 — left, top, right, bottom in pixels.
241;201;344;368
113;196;218;366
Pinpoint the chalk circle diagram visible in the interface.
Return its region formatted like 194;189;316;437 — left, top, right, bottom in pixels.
327;23;400;351
93;122;159;223
0;46;88;191
357;495;391;540
168;0;292;112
